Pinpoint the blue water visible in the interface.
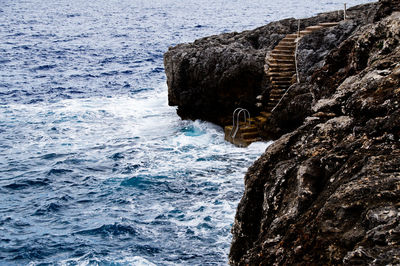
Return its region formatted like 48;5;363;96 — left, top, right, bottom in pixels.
0;0;375;265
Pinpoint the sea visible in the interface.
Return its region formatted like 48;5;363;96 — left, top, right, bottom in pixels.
0;0;375;265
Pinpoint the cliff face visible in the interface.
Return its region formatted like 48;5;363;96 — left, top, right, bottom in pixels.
230;6;400;266
163;7;369;125
164;19;293;125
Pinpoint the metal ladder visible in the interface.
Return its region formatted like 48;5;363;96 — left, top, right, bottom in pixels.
230;108;251;139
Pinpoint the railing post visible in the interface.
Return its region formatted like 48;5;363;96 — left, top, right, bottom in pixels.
344;3;347;21
297;19;300;38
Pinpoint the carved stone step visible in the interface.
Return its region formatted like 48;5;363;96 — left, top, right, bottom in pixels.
242;131;259;140
270;75;293;80
270;94;283;99
272;85;291;90
279;38;296;42
269;98;280;103
270;80;292;85
276;42;296;47
319;22;339;27
270;94;284;99
271;49;293;55
275;45;296;50
269;58;294;64
225;124;257;134
253;115;268;124
269;64;295;68
299;30;313;35
268;63;295;68
268;66;295;71
305;25;325;30
279;40;296;45
271;54;295;60
270;88;286;93
273;47;295;53
269;66;295;72
260;111;271;117
270;89;286;94
269;96;284;100
272;81;291;86
285;33;298;38
267;71;293;77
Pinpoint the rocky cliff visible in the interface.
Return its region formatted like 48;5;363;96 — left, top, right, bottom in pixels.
229;2;400;265
164;4;374;126
164;0;400;264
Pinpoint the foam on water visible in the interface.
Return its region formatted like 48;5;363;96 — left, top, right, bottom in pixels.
0;0;375;264
1;85;271;265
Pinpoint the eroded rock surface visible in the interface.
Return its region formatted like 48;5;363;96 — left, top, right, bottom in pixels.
230;9;400;265
164;19;295;125
163;6;373;125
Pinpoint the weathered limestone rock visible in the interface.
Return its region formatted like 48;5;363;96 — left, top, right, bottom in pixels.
261;5;377;140
229;9;400;265
163;7;370;125
164;19;295;125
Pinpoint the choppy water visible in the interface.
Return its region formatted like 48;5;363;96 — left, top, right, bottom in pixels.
0;0;375;265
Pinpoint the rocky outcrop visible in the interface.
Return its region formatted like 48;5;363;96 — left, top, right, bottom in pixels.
261;8;377;140
164;19;295;125
164;5;374;125
229;7;400;265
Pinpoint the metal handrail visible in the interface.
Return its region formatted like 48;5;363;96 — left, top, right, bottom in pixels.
230;108;251;139
233;109;250;139
230;108;243;138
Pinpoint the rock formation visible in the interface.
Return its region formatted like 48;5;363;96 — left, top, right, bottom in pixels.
164;5;373;125
164;0;400;264
230;4;400;265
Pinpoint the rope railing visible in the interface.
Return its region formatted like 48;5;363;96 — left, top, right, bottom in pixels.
295;19;301;84
271;83;294;113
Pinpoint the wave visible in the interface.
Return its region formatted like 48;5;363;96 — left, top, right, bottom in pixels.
3;178;50;190
32;65;57;71
61;255;157;266
74;223;137;237
33;202;63;216
47;168;73;176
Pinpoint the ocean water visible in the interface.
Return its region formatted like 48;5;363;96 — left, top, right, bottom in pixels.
0;0;375;265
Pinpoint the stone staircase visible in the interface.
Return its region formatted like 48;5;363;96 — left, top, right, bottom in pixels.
264;22;339;113
224;122;261;147
224;22;339;147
